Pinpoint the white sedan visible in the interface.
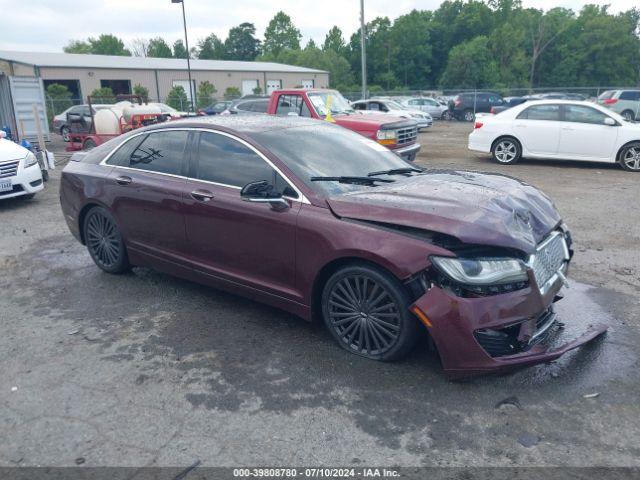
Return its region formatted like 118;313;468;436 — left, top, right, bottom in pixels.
469;100;640;172
0;134;44;199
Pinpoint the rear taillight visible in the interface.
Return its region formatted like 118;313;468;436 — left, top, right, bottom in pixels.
474;122;483;129
603;98;618;105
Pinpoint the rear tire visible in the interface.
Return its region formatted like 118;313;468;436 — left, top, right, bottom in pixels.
619;142;640;172
83;207;131;274
61;126;70;142
321;263;420;362
621;110;635;122
491;137;522;165
463;109;475;122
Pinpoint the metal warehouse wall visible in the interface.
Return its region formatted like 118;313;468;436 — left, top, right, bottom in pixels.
38;67;329;100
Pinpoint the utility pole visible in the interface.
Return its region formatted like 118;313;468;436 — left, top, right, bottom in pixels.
172;0;195;112
360;0;367;99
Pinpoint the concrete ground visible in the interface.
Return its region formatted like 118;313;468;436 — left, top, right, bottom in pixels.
1;123;638;468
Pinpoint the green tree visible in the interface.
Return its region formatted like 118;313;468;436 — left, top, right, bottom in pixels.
90;87;116;103
167;85;189;110
90;34;131;56
196;81;217;108
262;11;301;57
197;34;227;59
133;84;150;100
147;37;173;58
439;36;499;88
64;35;131;56
389;10;433;88
63;40;91;54
225;22;261;60
45;83;73;116
223;87;241;100
173;39;188;59
323;26;347;57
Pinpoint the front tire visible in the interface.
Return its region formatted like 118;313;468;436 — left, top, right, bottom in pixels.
619;142;640;172
61;126;70;142
83;207;131;273
321;263;419;361
491;137;522;164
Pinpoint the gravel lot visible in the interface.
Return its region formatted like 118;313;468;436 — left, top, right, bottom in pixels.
1;122;639;469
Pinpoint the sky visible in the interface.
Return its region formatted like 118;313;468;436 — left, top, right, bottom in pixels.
0;0;637;53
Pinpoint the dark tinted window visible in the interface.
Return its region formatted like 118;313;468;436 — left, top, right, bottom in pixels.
196;132;297;197
353;102;367;110
564;105;609;125
106;131;188;175
517;104;560;121
619;91;640;101
236;101;254;112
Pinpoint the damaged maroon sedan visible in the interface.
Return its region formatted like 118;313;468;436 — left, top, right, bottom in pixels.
60;116;607;377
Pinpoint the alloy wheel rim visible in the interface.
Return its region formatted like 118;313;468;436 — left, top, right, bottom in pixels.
465;111;474;121
623;147;640;170
86;212;120;268
328;275;400;356
495;141;517;163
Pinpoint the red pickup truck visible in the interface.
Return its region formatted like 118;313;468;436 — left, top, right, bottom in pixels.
266;89;421;161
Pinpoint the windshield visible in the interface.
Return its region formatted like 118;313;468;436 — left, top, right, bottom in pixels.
385;100;406;110
307;91;355;116
250;123;413;195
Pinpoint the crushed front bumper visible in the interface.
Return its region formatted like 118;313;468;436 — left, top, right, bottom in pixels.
411;275;608;378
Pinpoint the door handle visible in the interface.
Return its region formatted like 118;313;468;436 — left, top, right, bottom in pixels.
191;189;214;202
115;175;132;185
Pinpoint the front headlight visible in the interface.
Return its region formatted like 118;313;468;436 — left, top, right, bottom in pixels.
23;152;38;168
431;256;528;286
376;129;396;140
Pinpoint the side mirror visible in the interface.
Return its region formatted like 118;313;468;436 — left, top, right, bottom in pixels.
240;180;290;210
604;117;616;126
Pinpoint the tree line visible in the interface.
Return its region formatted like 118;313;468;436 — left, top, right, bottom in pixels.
63;0;640;92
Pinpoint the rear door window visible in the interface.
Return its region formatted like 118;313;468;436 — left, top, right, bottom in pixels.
275;95;310;117
517;105;561;121
106;130;188;176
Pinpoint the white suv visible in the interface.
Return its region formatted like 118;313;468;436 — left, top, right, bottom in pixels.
0;136;44;200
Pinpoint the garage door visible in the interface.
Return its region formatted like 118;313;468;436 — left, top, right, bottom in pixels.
301;79;314;89
266;80;281;95
242;80;259;96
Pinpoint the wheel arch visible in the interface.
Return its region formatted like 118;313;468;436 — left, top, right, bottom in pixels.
310;256;406;323
620;109;636;120
490;134;522;153
615;139;640;161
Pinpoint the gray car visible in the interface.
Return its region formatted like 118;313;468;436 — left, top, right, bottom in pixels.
223;97;270;116
401;97;449;119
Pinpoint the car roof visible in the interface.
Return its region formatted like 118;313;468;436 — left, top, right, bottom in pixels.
144;114;323;134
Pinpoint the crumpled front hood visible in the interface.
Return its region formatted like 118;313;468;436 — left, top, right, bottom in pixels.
326;170;562;254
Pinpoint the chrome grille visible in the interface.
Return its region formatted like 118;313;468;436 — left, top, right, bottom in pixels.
0;160;19;178
528;232;569;293
396;126;418;145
